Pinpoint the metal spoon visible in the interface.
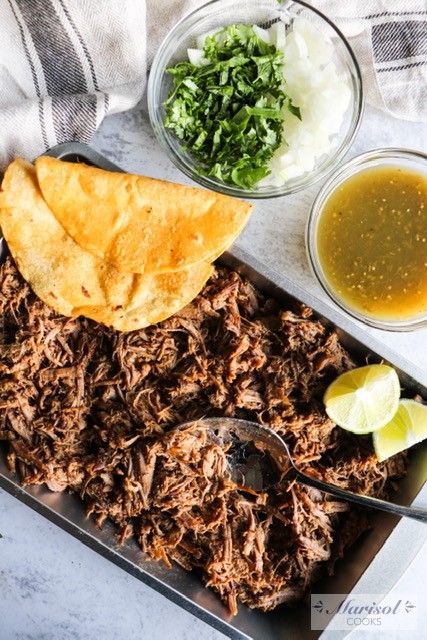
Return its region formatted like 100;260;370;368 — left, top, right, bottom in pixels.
174;417;427;524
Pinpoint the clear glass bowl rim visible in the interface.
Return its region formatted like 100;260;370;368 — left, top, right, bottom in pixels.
306;147;427;331
147;0;364;199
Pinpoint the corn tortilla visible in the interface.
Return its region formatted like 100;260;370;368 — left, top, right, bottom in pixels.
35;156;252;274
0;159;213;330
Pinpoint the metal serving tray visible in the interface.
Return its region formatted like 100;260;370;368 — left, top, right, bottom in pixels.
0;142;426;640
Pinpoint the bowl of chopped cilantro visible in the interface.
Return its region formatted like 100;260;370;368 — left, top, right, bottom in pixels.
147;0;363;198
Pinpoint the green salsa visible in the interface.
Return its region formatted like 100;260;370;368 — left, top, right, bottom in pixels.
317;165;427;321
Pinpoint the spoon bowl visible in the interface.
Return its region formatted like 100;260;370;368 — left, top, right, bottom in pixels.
174;417;427;524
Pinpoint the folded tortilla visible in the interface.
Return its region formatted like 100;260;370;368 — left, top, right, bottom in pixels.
0;159;213;330
35;156;252;274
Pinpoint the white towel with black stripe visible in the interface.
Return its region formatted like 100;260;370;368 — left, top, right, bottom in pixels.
0;0;146;169
0;0;425;171
310;0;427;123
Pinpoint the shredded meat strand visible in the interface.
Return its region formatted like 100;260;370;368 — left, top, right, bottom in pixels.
0;257;407;614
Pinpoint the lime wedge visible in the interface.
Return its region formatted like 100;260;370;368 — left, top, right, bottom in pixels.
373;399;427;462
323;364;400;434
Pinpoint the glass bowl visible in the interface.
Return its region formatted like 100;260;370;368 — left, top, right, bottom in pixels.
306;148;427;331
147;0;363;199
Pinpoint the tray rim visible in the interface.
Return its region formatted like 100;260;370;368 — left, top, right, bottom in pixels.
0;141;425;640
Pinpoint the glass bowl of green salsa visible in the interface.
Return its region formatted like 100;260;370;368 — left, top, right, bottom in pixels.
306;148;427;331
147;0;363;198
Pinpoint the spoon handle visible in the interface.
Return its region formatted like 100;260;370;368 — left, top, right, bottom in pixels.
295;470;427;524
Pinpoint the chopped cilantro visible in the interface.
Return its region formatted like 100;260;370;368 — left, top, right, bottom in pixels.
163;24;299;190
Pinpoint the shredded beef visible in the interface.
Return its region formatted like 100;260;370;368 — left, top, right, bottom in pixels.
0;257;406;614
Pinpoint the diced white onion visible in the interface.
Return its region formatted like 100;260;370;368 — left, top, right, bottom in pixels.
187;48;208;66
262;17;351;186
269;21;287;52
252;25;271;44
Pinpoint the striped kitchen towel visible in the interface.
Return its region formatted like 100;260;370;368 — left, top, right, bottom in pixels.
307;0;427;123
0;0;146;170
